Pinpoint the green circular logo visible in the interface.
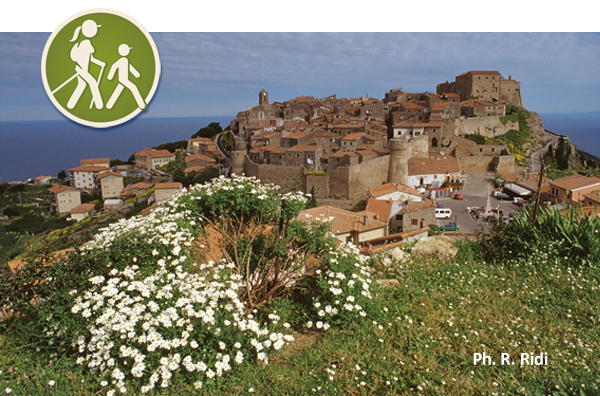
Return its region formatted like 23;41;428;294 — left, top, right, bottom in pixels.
41;9;161;128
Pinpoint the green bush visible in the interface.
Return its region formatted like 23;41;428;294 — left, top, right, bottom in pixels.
477;206;600;267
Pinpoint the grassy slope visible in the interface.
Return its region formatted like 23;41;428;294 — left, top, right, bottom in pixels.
2;246;598;395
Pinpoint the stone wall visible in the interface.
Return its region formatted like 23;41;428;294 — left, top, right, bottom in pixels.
457;154;515;174
315;198;366;211
244;157;305;193
447;117;519;139
329;155;390;199
305;173;329;199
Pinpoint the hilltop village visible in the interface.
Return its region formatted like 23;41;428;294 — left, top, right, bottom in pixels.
9;70;600;260
228;70;527;201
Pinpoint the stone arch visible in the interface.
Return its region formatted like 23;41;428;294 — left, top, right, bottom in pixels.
431;137;438;147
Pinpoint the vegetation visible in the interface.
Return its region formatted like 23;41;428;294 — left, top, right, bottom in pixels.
191;122;223;140
464;106;534;167
152;140;188;153
1;178;598;395
543;136;600;180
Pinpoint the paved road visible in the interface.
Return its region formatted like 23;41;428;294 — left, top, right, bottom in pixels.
434;173;521;233
529;129;561;173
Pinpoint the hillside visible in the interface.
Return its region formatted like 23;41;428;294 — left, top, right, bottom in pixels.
1;176;598;395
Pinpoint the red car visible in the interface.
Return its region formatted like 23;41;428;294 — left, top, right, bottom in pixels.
454;193;464;200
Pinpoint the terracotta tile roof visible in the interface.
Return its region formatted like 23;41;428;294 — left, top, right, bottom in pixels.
330;151;359;158
81;157;109;164
400;199;436;214
408;152;460;176
119;182;153;196
332;122;365;129
96;171;123;179
69;165;111;172
155;182;182;190
134;148;152;156
342;132;365;141
550;175;600;191
300;205;387;234
184;166;207;174
69;203;95;214
282;131;314;140
368;182;420;198
369;149;387;156
365;199;392;221
48;185;79;194
357;150;378;157
185;153;216;163
146;149;173;159
402;102;427;110
315;131;338;138
443;93;460;98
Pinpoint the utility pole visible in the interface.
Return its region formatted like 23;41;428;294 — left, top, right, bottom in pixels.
532;162;545;227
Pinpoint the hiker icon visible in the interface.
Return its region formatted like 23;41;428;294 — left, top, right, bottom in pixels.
51;19;106;110
106;44;146;110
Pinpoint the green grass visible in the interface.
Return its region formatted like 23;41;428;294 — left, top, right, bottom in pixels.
2;246;598;395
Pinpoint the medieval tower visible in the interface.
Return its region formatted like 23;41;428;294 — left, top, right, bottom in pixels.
387;135;429;185
259;88;269;105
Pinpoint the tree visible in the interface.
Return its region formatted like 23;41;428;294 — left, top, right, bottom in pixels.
57;170;67;181
307;186;318;208
191;122;223;139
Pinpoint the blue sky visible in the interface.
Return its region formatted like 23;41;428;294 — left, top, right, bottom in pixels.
1;3;599;121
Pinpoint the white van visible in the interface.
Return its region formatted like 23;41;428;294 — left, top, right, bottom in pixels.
435;208;452;219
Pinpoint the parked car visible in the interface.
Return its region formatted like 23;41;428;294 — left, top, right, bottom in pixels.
454;193;464;200
513;197;525;205
440;222;459;232
491;190;501;197
496;193;511;200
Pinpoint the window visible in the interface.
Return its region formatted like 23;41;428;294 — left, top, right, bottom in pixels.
411;219;418;226
480;147;484;153
395;214;402;220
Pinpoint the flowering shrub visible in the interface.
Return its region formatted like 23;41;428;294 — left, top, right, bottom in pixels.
1;175;377;394
71;259;294;393
303;244;375;330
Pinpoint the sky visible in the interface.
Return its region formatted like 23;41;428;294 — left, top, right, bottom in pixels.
1;2;599;122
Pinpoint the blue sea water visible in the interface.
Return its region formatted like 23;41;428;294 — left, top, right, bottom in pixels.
0;115;235;183
539;112;600;158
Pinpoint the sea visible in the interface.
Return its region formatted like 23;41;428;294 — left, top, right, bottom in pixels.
0;112;598;183
539;112;600;159
0;115;235;183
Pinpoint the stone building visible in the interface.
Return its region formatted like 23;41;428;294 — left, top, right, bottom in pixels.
436;70;523;107
300;205;388;245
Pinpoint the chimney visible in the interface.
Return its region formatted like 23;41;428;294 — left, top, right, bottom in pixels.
374;214;379;221
363;214;368;226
